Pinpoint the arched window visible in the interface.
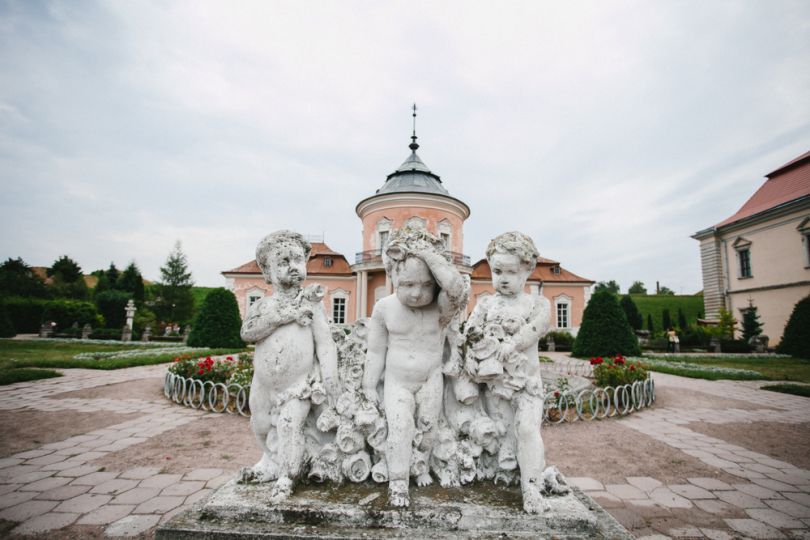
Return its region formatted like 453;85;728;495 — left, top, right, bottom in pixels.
405;216;427;230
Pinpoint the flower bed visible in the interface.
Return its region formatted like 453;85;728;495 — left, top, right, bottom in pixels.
164;353;253;415
74;346;205;361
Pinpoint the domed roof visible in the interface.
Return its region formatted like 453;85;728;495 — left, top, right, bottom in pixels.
376;148;450;196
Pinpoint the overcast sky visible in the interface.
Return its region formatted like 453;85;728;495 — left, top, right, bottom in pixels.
2;1;809;293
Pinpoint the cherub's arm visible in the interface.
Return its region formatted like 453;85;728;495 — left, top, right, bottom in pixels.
311;301;340;399
362;302;388;402
418;250;469;326
501;295;551;356
240;297;297;343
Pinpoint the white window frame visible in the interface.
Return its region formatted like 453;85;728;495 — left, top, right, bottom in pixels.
438;219;452;251
375;218;392;251
246;287;266;311
331;289;348;324
405;216;427;230
798;217;810;268
733;237;753;279
554;294;572;329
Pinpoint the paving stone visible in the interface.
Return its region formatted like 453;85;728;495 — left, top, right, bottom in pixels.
688;477;733;491
9;470;55;484
627;498;657;508
716;489;768;509
206;473;232;489
184;468;224;482
12;449;54;460
56;464;103;477
161;480;205;497
723;467;766;480
111;486;162;505
668;525;703;538
699;529;735;540
0;499;58;521
0;483;21;496
609;507;646;529
119;467;161;480
725;518;786;539
746;508;804;529
139;474;182;489
53;493;112;513
693;498;737;515
105;513;161;537
70;471;119;486
752;477;801;492
668;484;715;500
606;483;647;500
133;496;185;514
733;482;782;500
0;458;23;468
64;450;107;463
91;478;139;495
766;499;810;519
11;511;78;534
649;487;692;509
185;488;212;506
41;459;85;471
767;471;807;486
0;490;38;510
627;476;664;493
636;535;672;540
159;505;186;525
785;492;810;507
25;453;67;466
78;504;136;525
19;475;72;492
33;484;91;501
787;530;810;539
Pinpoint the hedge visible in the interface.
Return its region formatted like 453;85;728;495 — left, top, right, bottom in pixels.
42;300;102;330
2;297;47;333
572;290;640;358
187;288;244;348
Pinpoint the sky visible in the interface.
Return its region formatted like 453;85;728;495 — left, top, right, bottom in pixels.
1;1;809;293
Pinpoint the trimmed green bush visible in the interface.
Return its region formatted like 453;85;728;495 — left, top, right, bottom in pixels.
2;297;47;332
539;331;574;351
572;290;640;358
0;303;15;337
777;294;810;359
42;300;101;330
95;290;131;329
187;288;244;348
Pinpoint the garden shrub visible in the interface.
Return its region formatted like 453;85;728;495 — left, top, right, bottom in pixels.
187;288;244;348
720;339;751;353
777;294;810;359
169;353;252;386
88;328;123;340
0;302;15;337
679;326;711;349
42;300;101;330
572;290;640;357
620;295;643;331
539;330;574;351
2;297;47;332
95;290;131;329
590;355;647;387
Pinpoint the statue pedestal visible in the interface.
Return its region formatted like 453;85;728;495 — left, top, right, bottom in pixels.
157;479;631;539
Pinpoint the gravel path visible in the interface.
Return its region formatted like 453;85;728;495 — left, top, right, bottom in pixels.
0;355;808;538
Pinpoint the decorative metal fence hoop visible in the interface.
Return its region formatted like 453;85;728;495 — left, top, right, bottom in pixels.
164;372;250;417
164;368;653;424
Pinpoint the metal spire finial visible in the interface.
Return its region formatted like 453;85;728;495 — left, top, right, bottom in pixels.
409;103;419;151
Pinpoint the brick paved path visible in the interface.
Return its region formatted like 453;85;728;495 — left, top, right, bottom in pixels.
0;360;808;538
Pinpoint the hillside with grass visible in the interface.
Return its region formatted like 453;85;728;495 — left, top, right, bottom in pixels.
631;294;704;333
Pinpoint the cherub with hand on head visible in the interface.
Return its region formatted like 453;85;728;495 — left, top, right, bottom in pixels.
464;231;568;513
238;230;339;503
362;227;469;508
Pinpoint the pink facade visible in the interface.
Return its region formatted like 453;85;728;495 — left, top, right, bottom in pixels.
223;138;594;333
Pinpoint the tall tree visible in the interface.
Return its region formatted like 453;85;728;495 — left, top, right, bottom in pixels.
594;280;621;295
628;281;647;295
677;308;688;330
47;255;88;299
647;313;655;335
119;262;145;303
777;294;810;359
572;290;640;357
156;241;195;323
658;286;675;296
0;257;49;298
620;295;643;331
106;263;120;289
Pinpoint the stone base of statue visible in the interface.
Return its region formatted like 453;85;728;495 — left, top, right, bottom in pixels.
156;479;631;539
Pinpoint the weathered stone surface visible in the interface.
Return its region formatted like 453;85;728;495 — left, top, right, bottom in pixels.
725;518;786;539
157;480;631;539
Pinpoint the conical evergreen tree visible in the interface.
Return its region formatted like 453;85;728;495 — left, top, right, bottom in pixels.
777;294;810;359
620;295;643;330
187;288;244;348
741;305;763;342
647;313;655;335
677;308;687;330
662;309;672;331
156;241;195;323
572;290;640;357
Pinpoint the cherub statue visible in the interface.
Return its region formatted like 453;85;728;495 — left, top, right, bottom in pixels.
464;231;568;513
237;230;339;503
362;227;469;507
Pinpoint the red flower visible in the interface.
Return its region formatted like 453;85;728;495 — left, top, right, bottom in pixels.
629;365;636;371
198;368;204;375
554;391;561;398
614;356;625;365
226;356;233;362
590;357;604;366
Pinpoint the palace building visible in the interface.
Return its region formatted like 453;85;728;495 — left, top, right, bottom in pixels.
223;127;594;334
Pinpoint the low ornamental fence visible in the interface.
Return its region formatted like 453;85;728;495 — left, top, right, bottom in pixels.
164;369;655;424
163;372;251;417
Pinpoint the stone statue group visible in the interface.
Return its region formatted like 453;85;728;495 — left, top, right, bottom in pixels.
237;228;569;513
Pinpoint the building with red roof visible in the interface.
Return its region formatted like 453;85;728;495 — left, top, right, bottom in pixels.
223;129;594;333
692;148;810;344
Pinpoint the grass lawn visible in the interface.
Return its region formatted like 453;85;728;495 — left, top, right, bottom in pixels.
0;339;247;385
631;295;704;330
640;355;810;383
761;383;810;398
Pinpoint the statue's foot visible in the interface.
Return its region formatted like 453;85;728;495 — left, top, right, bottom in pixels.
522;484;549;514
237;457;279;484
416;472;433;487
541;466;570;495
388;480;410;508
269;476;293;504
